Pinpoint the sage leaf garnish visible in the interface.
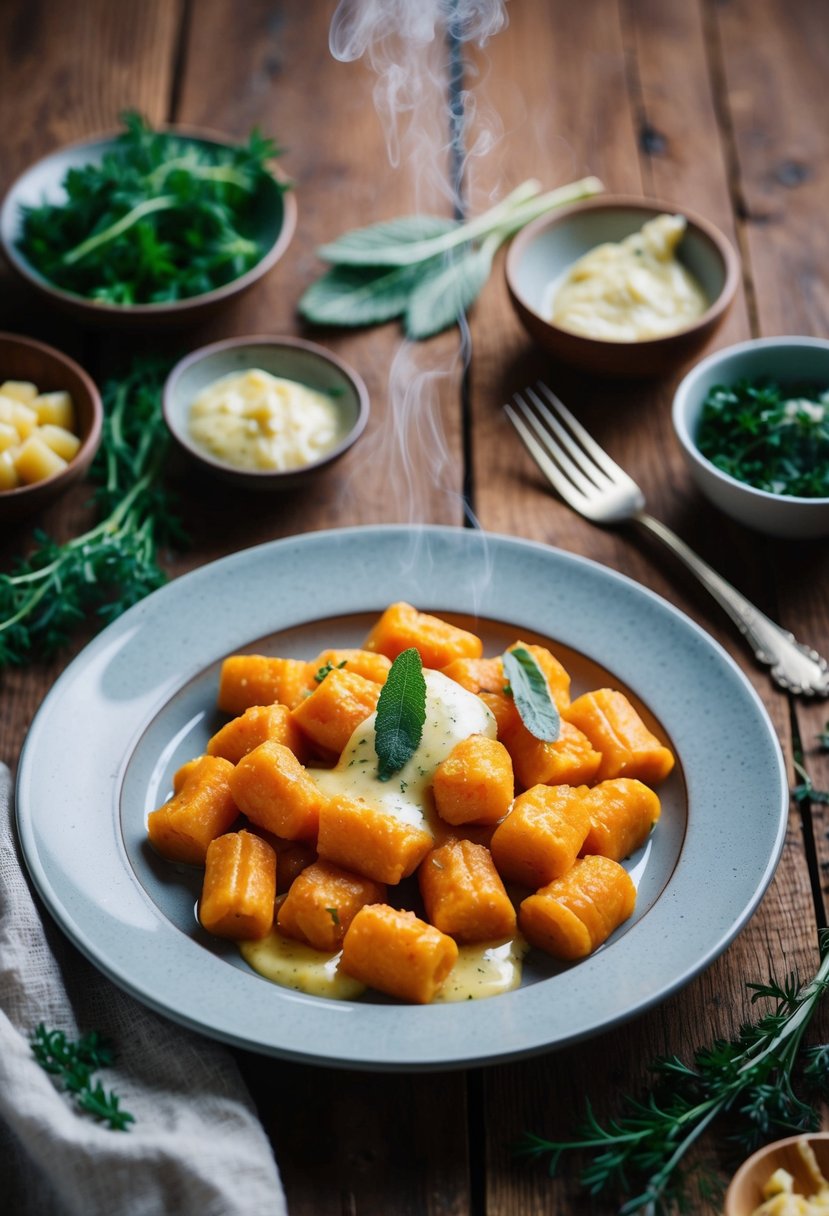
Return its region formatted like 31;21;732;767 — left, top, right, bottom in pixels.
502;647;560;742
374;648;427;781
299;176;603;339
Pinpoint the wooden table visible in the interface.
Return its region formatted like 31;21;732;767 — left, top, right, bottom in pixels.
2;2;828;1211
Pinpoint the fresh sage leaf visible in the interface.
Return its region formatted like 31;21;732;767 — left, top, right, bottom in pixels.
374;648;427;781
502;646;560;742
317;214;458;267
298;258;440;327
404;238;497;339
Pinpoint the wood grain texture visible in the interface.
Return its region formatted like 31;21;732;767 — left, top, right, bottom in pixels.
169;0;466;565
1;3;828;1214
713;0;829;937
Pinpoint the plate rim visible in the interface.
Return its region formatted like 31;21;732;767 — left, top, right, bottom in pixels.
15;524;788;1070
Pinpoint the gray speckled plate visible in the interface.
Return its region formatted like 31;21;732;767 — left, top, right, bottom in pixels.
16;526;787;1070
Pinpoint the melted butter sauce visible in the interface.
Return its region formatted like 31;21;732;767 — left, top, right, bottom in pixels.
241;672;512;1002
435;936;529;1002
311;669;496;834
240;929;366;1000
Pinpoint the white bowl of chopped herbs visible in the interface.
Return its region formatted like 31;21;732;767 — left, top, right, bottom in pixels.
673;336;829;538
0;113;296;327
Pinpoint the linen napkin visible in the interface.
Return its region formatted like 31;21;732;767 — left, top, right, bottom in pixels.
0;762;287;1216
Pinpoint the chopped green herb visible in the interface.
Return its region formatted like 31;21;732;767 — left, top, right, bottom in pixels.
0;358;183;668
502;647;560;742
374;648;427;781
31;1024;134;1131
517;931;829;1214
314;659;347;683
696;378;829;498
18;111;284;305
325;907;340;926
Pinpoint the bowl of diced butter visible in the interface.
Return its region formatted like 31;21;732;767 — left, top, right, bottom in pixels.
725;1132;829;1216
0;331;103;523
163;335;370;491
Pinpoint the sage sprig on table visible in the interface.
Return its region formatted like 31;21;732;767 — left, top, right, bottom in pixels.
516;932;829;1215
299;176;603;339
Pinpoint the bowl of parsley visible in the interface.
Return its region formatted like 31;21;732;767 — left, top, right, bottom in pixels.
673;336;829;538
0;113;296;328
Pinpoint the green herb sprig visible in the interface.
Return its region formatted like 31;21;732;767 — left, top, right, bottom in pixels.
501;646;560;742
374;648;427;780
299;176;603;339
31;1024;134;1131
516;933;829;1215
0;358;182;667
696;379;829;498
18;112;283;305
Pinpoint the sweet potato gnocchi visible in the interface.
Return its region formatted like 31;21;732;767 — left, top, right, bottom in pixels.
147;602;675;1004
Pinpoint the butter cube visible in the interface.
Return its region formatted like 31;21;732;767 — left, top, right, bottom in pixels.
14;435;68;484
34;390;76;431
0;449;20;490
0;421;19;454
0;380;38;404
0;396;38;439
38;423;81;461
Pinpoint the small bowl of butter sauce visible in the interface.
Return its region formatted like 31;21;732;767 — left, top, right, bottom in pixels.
506;195;739;378
163;336;369;490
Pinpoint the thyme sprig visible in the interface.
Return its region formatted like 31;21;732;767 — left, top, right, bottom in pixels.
31;1024;134;1131
517;932;829;1215
0;357;182;667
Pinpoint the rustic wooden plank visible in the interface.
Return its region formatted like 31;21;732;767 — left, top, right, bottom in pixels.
713;0;829;926
0;0;184;768
170;0;466;568
171;5;472;1214
465;1;817;1212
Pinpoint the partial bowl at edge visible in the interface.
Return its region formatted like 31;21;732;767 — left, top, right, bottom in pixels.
0;332;103;524
724;1132;829;1216
163;335;370;491
0;127;297;330
672;335;829;539
505;194;740;378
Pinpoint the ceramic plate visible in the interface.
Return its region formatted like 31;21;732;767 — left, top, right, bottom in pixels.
16;526;787;1070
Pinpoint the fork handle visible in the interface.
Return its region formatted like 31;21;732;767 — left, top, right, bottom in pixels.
634;512;829;696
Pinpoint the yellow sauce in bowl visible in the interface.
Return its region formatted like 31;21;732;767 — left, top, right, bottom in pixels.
188;368;343;472
549;213;708;342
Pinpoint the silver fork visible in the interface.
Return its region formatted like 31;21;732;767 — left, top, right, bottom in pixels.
505;382;829;697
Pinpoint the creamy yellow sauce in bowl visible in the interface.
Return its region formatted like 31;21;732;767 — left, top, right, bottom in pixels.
163;335;370;490
505;196;739;376
548;213;708;342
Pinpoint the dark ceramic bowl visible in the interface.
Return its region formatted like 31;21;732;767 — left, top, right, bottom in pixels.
0;332;103;523
506;195;739;378
163;336;370;490
0;128;296;330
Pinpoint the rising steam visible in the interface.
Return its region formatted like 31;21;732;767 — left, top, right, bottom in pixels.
329;0;508;541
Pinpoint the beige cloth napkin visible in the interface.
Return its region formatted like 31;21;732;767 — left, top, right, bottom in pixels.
0;762;287;1216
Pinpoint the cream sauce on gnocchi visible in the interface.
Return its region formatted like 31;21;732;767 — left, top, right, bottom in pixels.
242;672;512;1002
240;929;366;1000
311;669;496;834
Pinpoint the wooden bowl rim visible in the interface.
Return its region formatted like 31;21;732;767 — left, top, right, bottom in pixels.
724;1132;829;1216
505;192;741;353
0;331;103;509
0;124;297;319
162;334;371;485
